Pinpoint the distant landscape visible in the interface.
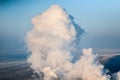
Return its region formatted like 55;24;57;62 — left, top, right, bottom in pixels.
0;54;120;80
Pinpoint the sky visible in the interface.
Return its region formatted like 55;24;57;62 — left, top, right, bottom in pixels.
0;0;120;56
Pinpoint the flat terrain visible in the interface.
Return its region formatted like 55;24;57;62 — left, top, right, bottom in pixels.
0;61;34;80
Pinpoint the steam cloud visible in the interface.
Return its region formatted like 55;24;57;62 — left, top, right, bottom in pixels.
26;5;119;80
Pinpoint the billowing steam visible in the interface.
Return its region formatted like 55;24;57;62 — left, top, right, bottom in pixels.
113;72;120;80
26;5;119;80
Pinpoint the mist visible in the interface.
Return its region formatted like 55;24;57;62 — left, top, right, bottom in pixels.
26;5;120;80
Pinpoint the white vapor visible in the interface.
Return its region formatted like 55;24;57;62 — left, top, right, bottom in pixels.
113;71;120;80
26;5;111;80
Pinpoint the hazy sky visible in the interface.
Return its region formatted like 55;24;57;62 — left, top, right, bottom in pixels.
0;0;120;53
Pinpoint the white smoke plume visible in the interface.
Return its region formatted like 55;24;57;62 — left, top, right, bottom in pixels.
26;5;111;80
113;71;120;80
116;72;120;80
